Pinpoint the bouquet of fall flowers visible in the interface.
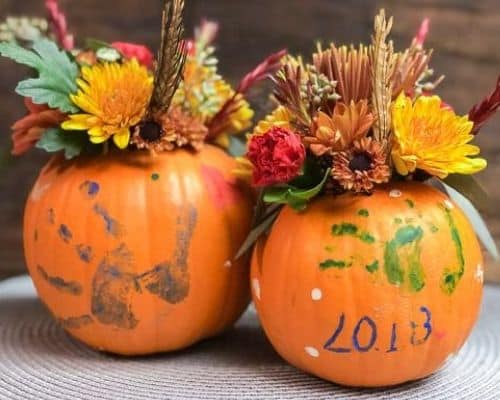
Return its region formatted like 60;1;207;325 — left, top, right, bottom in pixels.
2;0;283;159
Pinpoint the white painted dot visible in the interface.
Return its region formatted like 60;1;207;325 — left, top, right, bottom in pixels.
305;346;320;358
389;189;402;198
311;288;322;301
224;260;232;268
475;263;484;284
444;199;454;210
252;278;261;300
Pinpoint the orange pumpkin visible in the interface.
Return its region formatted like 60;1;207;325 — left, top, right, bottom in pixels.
24;144;253;355
251;182;483;387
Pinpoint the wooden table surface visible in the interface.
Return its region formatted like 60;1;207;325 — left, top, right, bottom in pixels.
0;0;499;280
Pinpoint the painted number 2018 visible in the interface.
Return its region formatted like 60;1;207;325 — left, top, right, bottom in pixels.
323;306;432;353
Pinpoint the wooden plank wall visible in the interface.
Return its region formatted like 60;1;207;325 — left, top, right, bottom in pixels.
0;0;498;280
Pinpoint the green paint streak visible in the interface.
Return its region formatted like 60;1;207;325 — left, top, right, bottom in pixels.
332;222;376;245
358;209;369;217
320;259;352;270
441;207;465;295
332;223;358;236
151;173;160;181
384;241;405;285
359;232;375;244
395;225;423;245
384;225;425;292
394;217;403;224
430;224;439;233
366;260;379;273
405;199;415;208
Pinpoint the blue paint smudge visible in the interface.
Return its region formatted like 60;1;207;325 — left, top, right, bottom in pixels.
48;208;55;224
76;244;93;263
80;181;100;198
58;224;72;243
93;204;122;237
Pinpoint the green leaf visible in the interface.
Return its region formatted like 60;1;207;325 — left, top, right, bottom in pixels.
443;174;490;211
263;168;331;211
235;206;281;260
84;38;111;51
443;182;499;261
0;39;79;113
36;128;87;159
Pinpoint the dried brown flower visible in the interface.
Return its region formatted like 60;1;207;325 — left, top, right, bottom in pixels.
131;107;208;152
313;43;371;104
331;137;390;193
370;9;397;154
391;42;443;98
272;62;312;127
305;100;375;156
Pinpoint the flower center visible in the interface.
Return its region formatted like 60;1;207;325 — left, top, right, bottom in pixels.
349;151;373;171
139;121;163;142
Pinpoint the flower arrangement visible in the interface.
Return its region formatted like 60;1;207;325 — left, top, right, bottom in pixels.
1;0;284;159
237;10;499;257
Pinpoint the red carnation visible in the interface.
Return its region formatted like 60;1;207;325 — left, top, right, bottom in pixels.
247;127;306;187
111;42;154;68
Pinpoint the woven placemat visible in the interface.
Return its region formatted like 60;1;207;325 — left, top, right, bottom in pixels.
0;276;499;399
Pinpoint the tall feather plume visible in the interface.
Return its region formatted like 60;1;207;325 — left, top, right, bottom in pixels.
149;0;186;117
370;9;396;154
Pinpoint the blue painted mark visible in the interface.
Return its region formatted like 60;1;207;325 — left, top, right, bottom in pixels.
48;208;55;224
386;323;398;353
58;224;72;243
93;204;121;237
323;313;351;353
80;181;100;198
352;316;377;352
410;306;432;345
76;244;93;263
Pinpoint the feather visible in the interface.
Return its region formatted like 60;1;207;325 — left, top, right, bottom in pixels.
149;0;186;116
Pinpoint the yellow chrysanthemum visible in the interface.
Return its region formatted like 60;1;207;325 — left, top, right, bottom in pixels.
391;93;487;178
62;59;153;149
251;106;292;136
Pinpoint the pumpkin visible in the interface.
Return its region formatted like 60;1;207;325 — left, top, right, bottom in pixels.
24;144;253;355
251;182;483;387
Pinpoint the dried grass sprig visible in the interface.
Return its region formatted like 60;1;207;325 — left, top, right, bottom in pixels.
370;9;396;152
45;0;74;50
149;0;186;117
468;76;500;135
313;43;371;104
206;49;286;138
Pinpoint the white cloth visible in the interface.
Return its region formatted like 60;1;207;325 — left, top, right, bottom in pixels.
0;276;499;399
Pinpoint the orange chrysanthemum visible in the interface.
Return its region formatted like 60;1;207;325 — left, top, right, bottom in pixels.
11;98;66;155
306;100;375;155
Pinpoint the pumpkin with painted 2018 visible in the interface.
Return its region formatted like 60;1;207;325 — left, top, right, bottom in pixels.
251;182;483;387
24;144;253;355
